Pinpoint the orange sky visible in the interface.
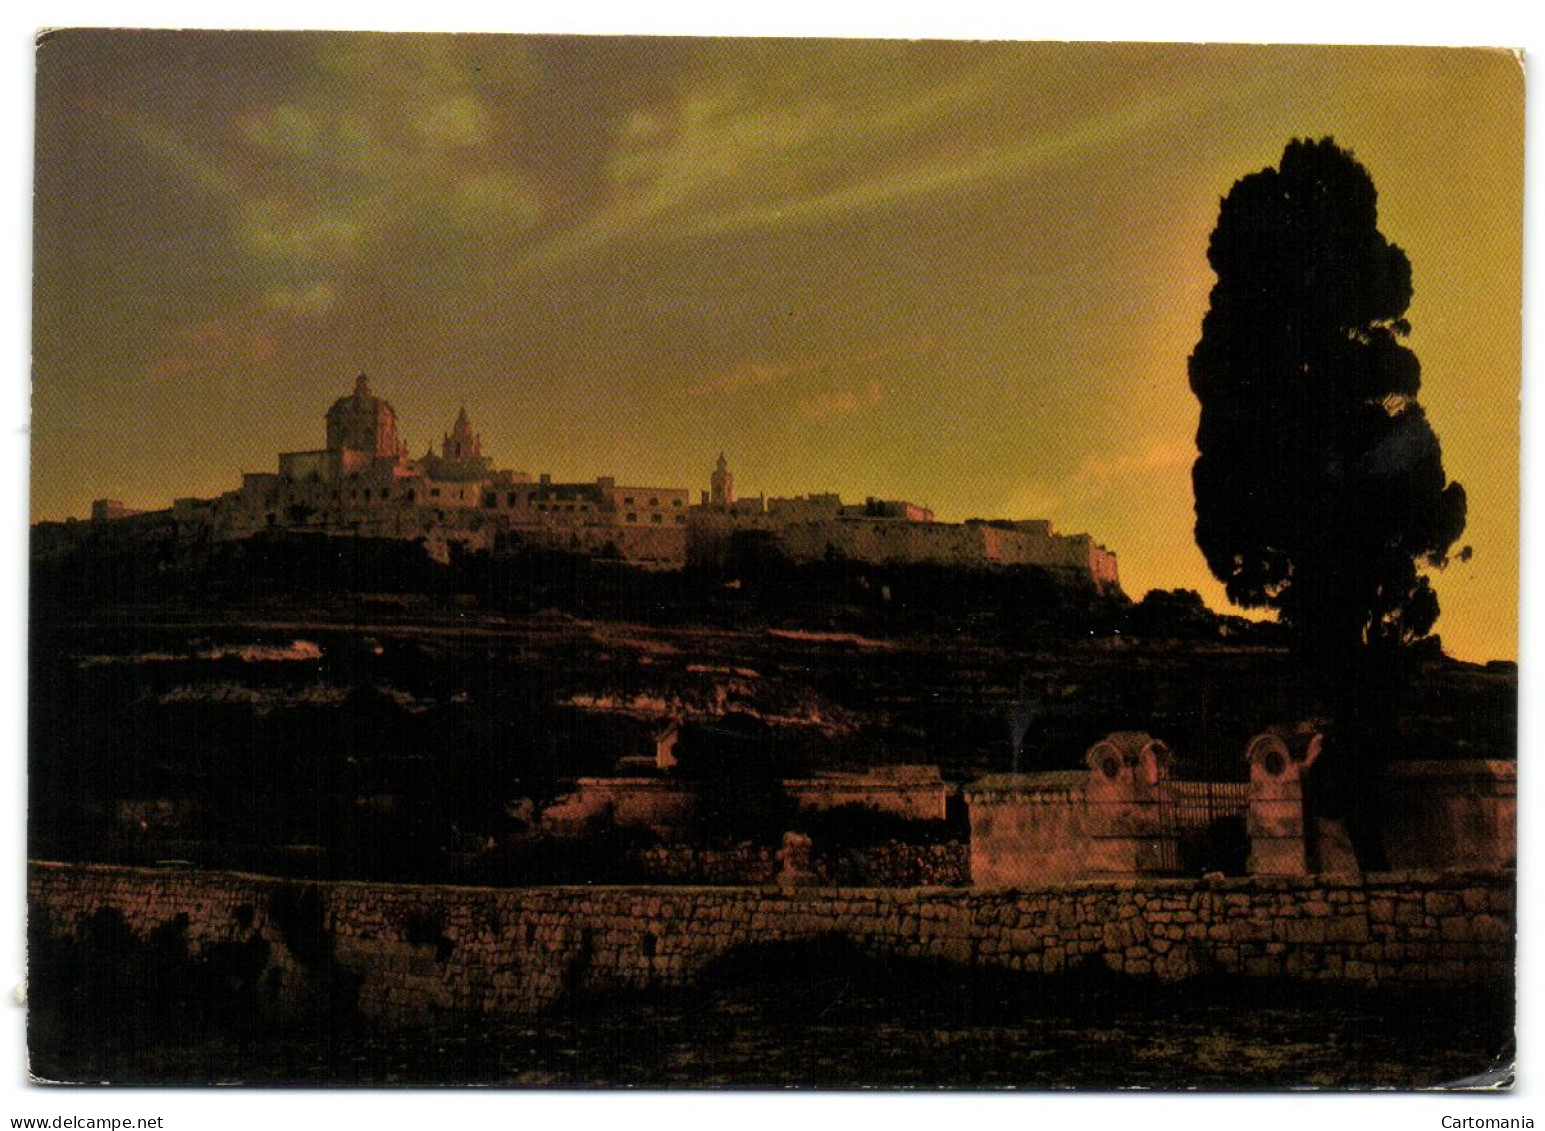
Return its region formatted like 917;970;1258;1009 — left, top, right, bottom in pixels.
31;34;1522;662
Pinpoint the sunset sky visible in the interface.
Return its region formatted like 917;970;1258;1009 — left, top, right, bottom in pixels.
31;33;1522;662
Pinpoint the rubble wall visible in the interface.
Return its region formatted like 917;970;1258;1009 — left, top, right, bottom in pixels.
630;841;968;886
30;862;1513;1026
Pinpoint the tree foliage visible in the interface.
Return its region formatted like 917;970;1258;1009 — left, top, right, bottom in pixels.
1189;137;1467;654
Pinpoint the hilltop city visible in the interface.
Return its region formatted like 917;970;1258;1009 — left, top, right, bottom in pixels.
55;374;1122;592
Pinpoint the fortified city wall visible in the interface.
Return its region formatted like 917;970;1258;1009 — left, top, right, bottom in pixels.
761;519;1118;587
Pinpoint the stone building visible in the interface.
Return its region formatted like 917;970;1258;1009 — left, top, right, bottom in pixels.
89;499;142;521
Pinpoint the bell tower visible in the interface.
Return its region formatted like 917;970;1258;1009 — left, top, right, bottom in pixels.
710;452;734;507
442;406;482;460
419;405;492;482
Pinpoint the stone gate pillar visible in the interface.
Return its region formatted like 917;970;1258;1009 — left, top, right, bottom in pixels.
1243;724;1323;876
962;772;1088;887
1083;731;1176;878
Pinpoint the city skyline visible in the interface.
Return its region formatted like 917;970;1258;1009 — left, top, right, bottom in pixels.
31;33;1522;661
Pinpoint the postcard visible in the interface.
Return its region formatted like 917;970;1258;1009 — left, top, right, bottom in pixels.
26;31;1520;1088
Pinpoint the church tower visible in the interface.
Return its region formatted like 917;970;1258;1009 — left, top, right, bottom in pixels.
710;452;735;507
442;406;482;460
419;405;492;482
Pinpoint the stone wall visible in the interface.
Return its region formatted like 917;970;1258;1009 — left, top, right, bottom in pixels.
683;512;1119;591
630;841;968;887
501;522;688;569
632;843;779;884
965;771;1088;886
539;779;700;838
207;503;504;562
29;863;1514;1028
783;767;949;821
1383;761;1517;873
541;767;949;839
968;746;1515;885
50;492;1119;586
767;519;1118;591
847;842;969;887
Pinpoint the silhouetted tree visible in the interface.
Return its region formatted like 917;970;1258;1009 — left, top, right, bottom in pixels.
1191;138;1472;869
1190;138;1467;660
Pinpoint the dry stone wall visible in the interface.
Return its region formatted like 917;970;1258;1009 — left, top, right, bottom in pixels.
30;863;1513;1027
630;842;968;886
632;843;779;884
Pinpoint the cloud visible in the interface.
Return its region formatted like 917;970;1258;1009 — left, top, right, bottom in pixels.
999;440;1193;519
237;201;363;267
691;360;803;397
81;35;1270;396
262;282;338;317
88;35;546;344
509;47;1280;278
413;94;490;149
690;335;938;399
446;171;544;230
84;35;1274;350
997;479;1065;519
81;96;243;200
796;379;885;421
240;103;320;156
1070;441;1194;499
145;315;279;382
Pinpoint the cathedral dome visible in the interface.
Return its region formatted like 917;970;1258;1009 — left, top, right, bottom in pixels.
327;373;383;415
325;374;403;458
